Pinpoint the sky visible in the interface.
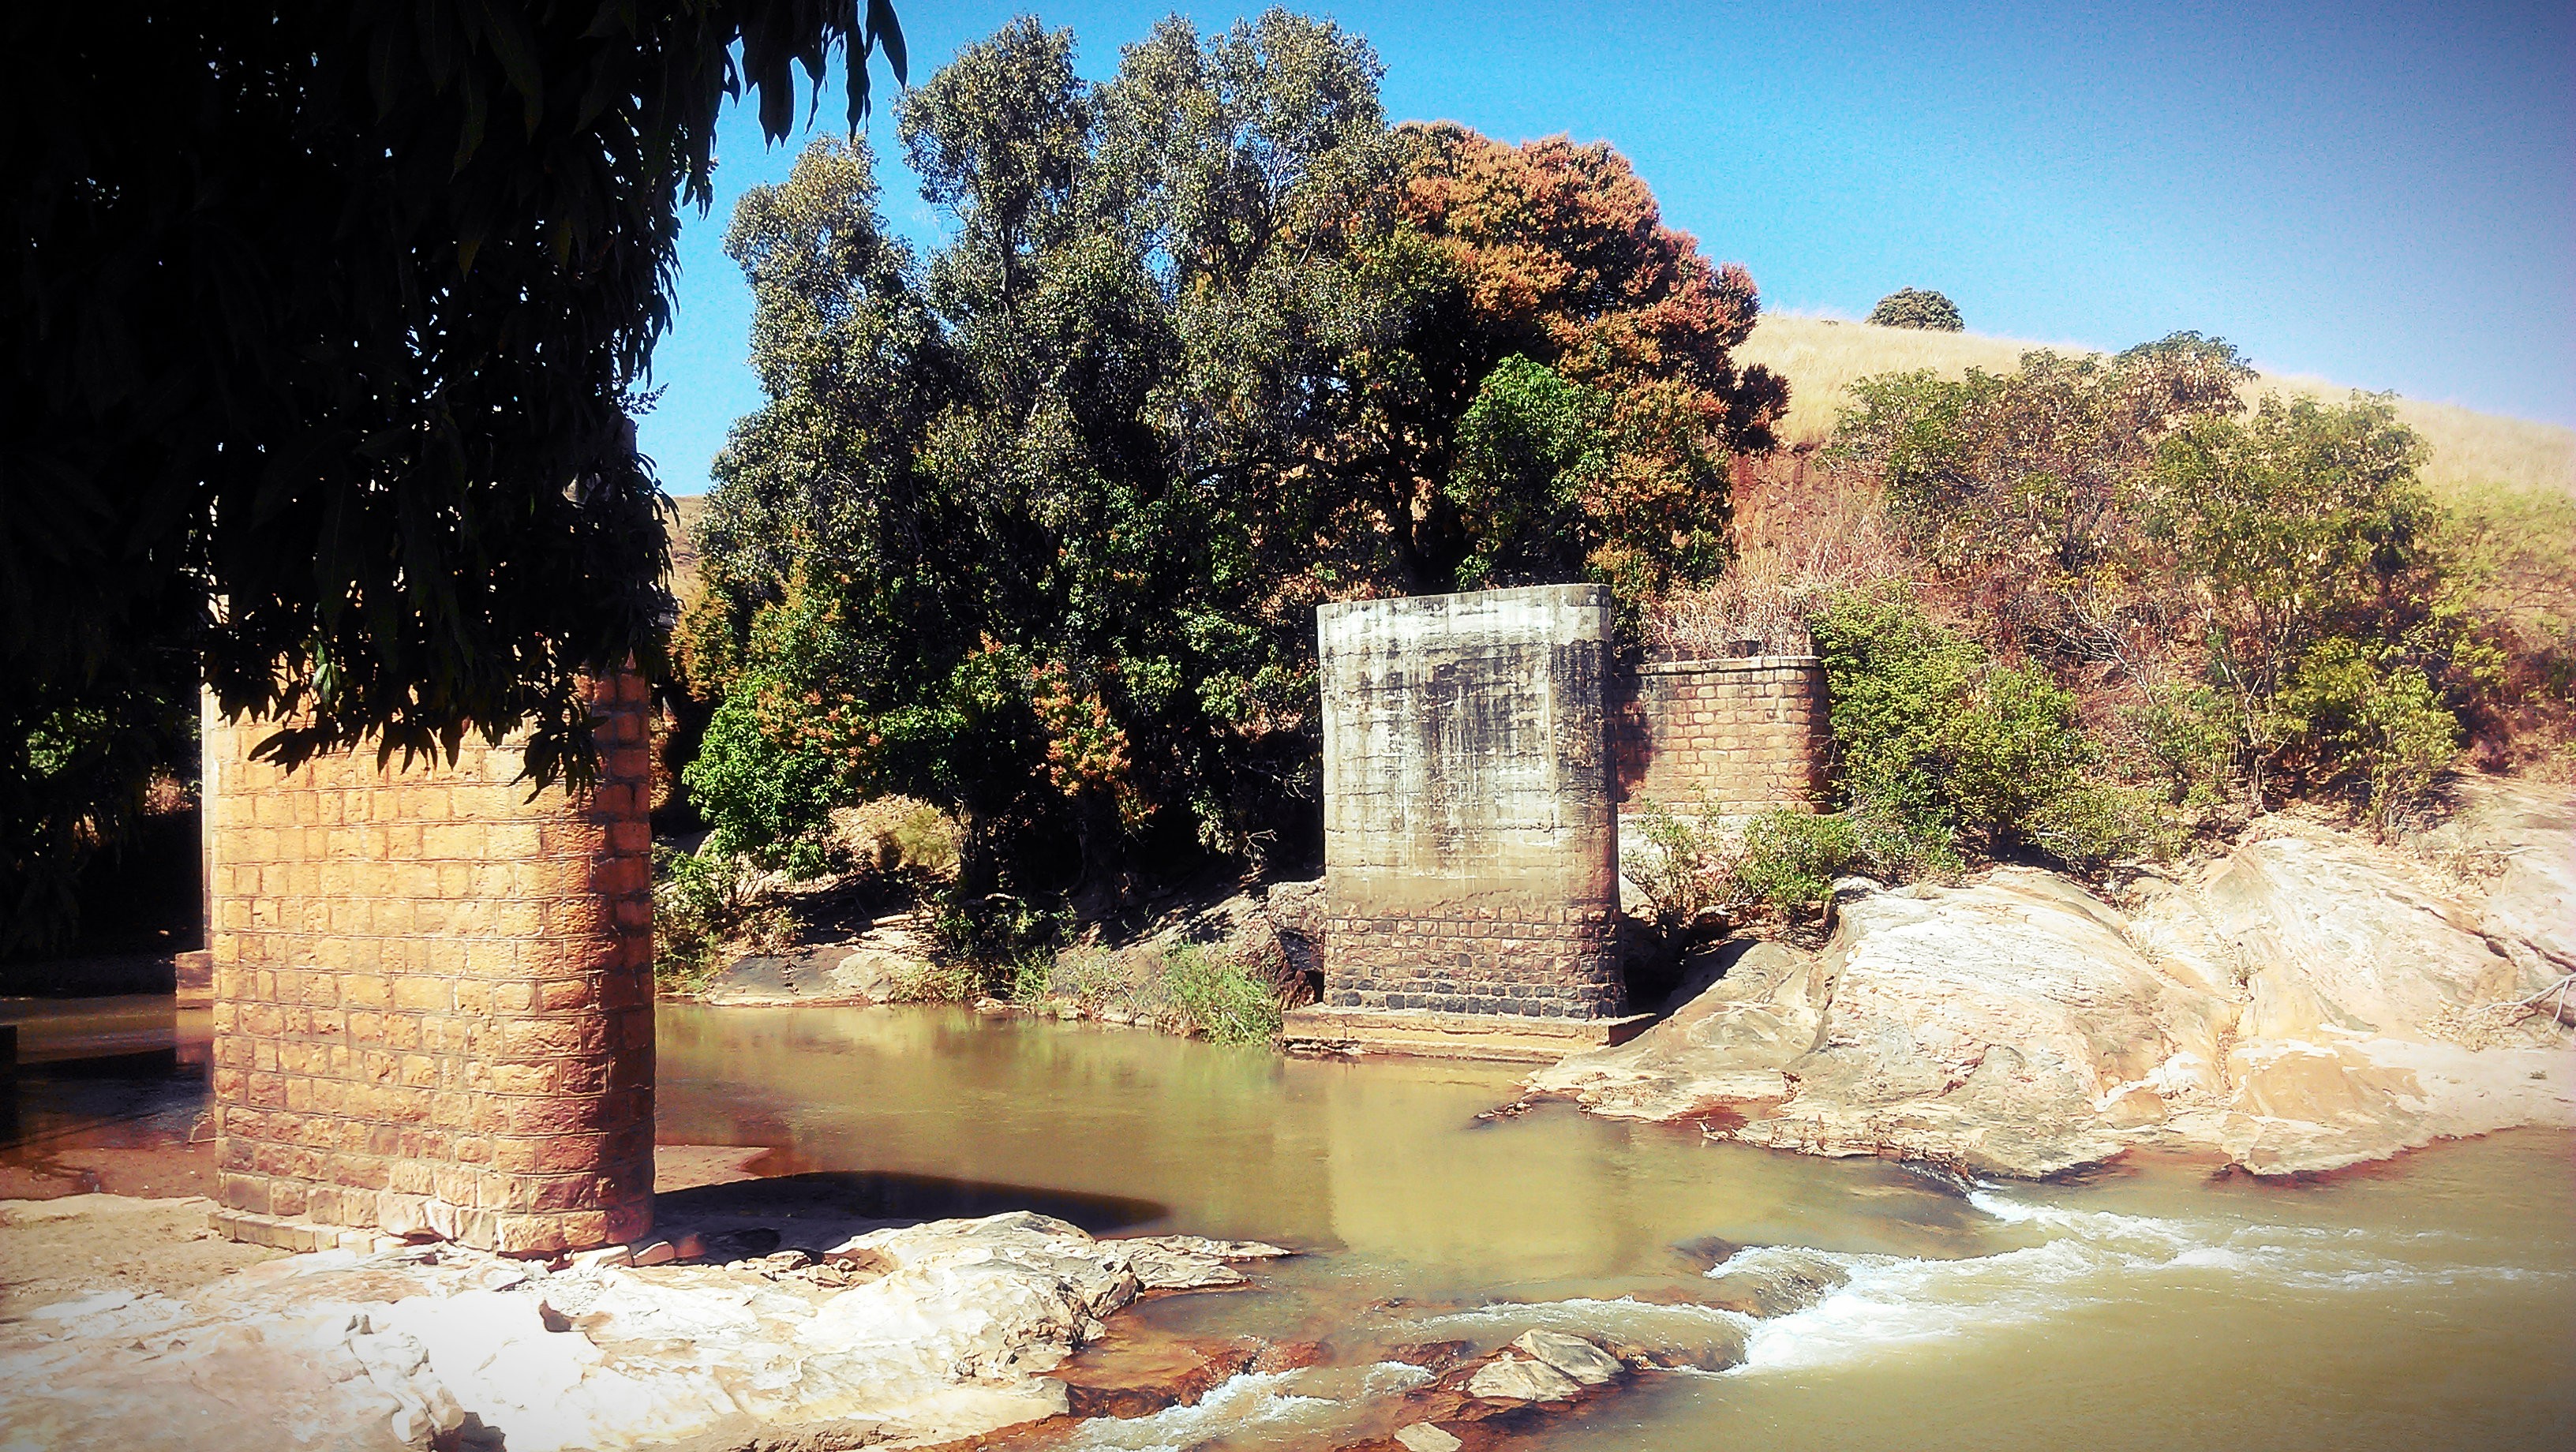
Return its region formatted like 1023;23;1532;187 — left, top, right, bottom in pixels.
638;0;2576;495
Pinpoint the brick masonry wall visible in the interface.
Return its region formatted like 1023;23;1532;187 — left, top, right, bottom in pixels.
1319;586;1623;1019
202;676;654;1255
1613;657;1827;815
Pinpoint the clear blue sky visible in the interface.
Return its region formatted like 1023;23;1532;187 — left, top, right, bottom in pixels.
639;0;2575;495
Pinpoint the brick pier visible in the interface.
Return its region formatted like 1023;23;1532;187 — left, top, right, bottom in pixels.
200;679;655;1254
1285;586;1643;1059
1282;591;1831;1061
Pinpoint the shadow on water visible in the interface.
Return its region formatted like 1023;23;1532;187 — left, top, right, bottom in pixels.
657;1164;1170;1237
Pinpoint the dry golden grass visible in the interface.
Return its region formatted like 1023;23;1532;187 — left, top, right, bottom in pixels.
665;491;708;588
1738;313;2576;505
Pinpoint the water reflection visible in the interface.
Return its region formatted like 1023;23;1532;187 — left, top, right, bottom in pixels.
659;1004;2009;1291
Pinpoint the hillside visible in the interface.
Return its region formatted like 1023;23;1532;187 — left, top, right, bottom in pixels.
1738;313;2576;505
665;491;707;590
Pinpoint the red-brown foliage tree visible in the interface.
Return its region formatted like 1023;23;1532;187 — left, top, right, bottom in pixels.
1331;123;1785;596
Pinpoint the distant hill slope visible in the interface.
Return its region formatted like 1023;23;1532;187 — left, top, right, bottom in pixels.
665;492;706;591
1738;314;2576;505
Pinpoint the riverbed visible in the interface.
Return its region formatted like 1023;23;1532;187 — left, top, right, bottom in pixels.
6;997;2571;1449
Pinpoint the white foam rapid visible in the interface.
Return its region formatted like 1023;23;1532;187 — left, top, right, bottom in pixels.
1720;1182;2555;1375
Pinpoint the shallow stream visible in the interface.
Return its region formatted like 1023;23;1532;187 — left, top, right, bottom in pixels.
6;997;2570;1448
661;1004;2576;1451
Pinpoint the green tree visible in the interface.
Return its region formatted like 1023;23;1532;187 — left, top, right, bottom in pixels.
1444;357;1612;589
1868;288;1964;330
1339;122;1784;596
685;9;1786;900
4;2;905;953
1833;333;2252;665
2152;394;2472;813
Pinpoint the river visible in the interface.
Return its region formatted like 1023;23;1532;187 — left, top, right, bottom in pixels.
658;1004;2576;1451
6;997;2570;1448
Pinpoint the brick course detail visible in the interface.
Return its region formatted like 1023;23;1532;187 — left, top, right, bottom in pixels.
1613;656;1827;815
1318;586;1623;1019
201;676;654;1255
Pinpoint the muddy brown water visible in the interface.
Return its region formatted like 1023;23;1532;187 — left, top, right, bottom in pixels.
661;1005;2576;1451
8;997;2570;1449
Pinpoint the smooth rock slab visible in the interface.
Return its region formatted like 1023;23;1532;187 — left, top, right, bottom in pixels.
1510;1329;1623;1386
1462;1353;1580;1402
1533;799;2576;1177
1395;1424;1466;1452
0;1210;1286;1452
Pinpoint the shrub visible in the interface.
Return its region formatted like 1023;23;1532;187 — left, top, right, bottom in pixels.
1050;945;1136;1012
681;687;841;877
886;957;988;1004
1733;810;1862;912
833;796;963;878
1866;288;1964;331
1001;949;1054;1006
652;844;784;994
932;891;1066;969
1620;799;1728;926
1843;786;1965;880
1622;802;1892;922
1808;587;2096;859
2278;639;2460;829
2025;782;2166;870
2121;683;2240;810
2151;393;2460;807
1155;944;1283;1045
1830;335;2248;667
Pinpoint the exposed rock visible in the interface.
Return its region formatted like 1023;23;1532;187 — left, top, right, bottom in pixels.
1054;1333;1264;1419
1264;879;1328;941
1386;1339;1477;1372
1601;1323;1748;1373
1097;1233;1290;1291
1533;795;2576;1177
0;1209;1286;1452
1265;878;1328;986
1394;1423;1465;1452
1462;1353;1580;1402
2411;780;2576;984
826;947;919;1004
1698;1248;1851;1318
1509;1328;1623;1386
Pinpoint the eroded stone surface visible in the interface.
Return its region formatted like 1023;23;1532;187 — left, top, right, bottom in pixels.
0;1210;1286;1451
1533;797;2576;1177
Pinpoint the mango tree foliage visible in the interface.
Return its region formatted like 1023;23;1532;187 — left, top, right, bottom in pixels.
2;2;901;954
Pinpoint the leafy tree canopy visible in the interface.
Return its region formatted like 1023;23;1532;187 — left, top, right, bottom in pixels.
1867;286;1964;330
4;2;904;784
1832;332;2253;662
682;9;1784;896
1;2;903;956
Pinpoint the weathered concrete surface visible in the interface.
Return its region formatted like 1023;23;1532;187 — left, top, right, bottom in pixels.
1534;795;2576;1177
1316;586;1620;1022
0;1207;1289;1451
